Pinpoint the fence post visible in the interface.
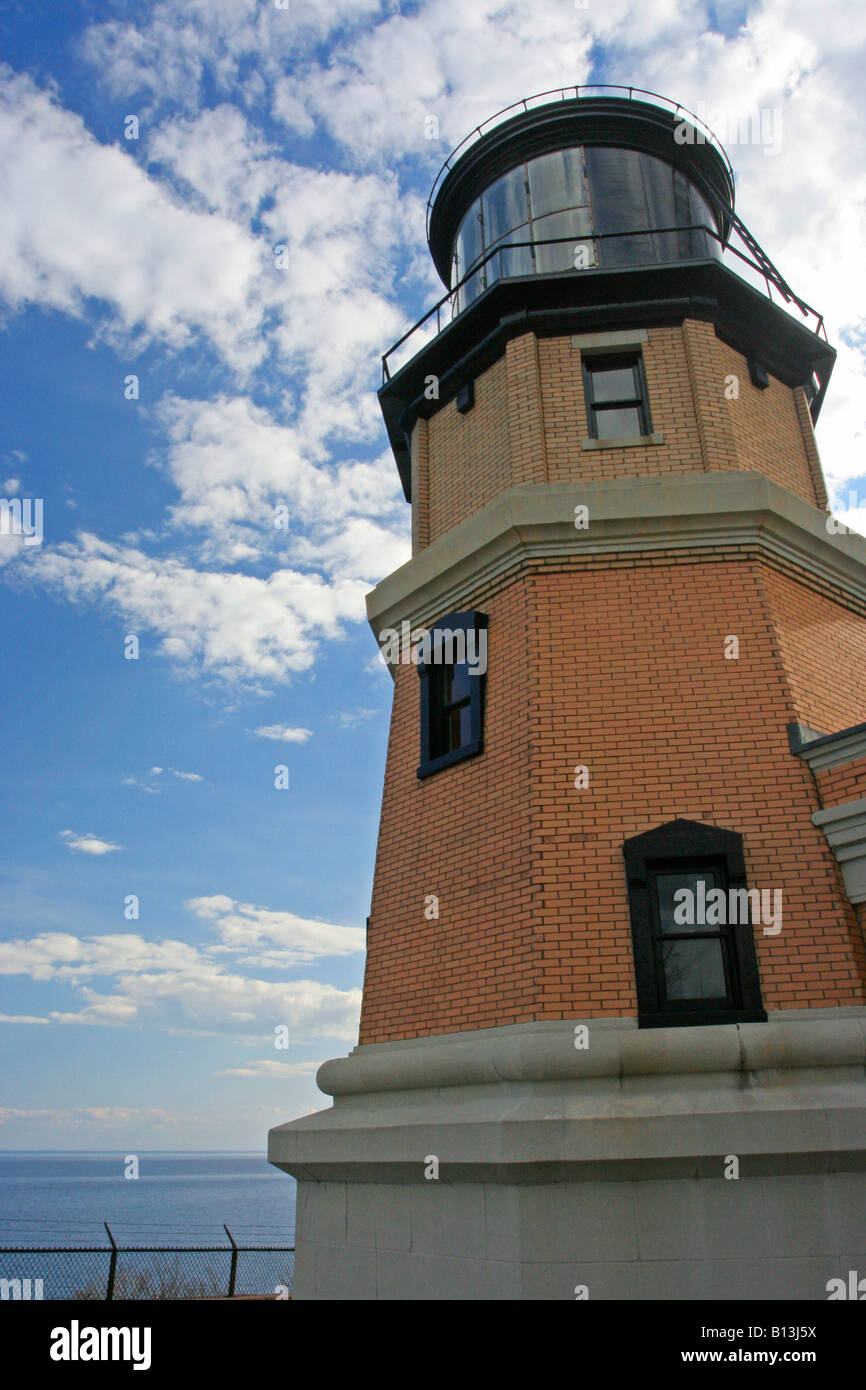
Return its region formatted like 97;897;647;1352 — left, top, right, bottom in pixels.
224;1225;238;1299
104;1223;118;1302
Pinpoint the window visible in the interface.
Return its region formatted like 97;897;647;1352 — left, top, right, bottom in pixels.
582;352;651;439
623;819;766;1028
417;610;488;779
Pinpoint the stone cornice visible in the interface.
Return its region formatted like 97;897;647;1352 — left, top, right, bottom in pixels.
316;1011;866;1099
797;723;866;772
269;1011;866;1183
813;798;866;903
366;472;866;655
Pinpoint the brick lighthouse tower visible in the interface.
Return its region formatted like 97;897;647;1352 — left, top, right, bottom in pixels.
270;87;866;1300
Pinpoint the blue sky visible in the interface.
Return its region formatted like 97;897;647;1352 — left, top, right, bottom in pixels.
1;0;864;1150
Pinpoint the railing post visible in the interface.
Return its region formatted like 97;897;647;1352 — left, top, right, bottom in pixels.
104;1223;118;1302
224;1225;238;1299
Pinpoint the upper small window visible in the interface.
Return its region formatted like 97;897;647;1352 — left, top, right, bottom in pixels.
582;352;651;439
417;611;488;779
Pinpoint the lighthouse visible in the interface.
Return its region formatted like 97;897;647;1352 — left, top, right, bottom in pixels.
270;87;866;1300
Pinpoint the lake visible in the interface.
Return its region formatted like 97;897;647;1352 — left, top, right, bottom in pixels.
0;1152;297;1298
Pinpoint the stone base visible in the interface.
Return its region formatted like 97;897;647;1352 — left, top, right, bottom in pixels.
268;1010;866;1300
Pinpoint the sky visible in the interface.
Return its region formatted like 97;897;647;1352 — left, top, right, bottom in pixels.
0;0;864;1152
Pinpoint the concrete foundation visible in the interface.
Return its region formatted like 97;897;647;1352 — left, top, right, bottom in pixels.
268;1010;866;1300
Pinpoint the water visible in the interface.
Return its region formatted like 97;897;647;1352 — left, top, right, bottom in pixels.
0;1151;296;1244
0;1152;296;1297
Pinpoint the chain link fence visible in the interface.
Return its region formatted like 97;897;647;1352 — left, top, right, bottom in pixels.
0;1228;293;1300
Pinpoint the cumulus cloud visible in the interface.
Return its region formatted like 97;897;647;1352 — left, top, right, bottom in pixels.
78;0;383;110
0;68;266;373
186;895;365;966
59;830;121;856
254;725;313;743
26;533;368;683
0;895;364;1039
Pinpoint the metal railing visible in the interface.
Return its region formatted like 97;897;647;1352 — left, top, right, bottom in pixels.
381;221;827;383
0;1225;294;1300
426;84;736;236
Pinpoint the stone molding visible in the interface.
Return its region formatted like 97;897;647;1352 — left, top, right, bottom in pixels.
798;725;866;772
316;1010;866;1099
813;799;866;903
367;472;866;651
268;1011;866;1185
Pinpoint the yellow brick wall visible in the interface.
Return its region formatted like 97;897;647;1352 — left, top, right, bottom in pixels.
416;322;824;550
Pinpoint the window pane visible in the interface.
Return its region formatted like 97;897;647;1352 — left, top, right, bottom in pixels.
532;209;594;274
448;661;471;704
482;166;529;249
445;705;462;753
528;149;588;219
436;701;471;755
662;939;727;1000
454;198;485;285
490;241;534;279
590;364;638;403
656;870;719;934
593;405;642;438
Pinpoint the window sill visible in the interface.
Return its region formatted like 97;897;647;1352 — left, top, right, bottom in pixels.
417;739;483;780
638;1008;768;1029
581;432;664;451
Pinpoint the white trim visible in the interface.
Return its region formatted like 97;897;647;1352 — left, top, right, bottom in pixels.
367;472;866;645
813;798;866;903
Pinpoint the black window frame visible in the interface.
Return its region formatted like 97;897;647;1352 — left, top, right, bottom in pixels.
582;351;652;440
623;819;766;1028
417;610;488;780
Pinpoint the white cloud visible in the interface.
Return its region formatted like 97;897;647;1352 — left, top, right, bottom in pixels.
149;766;205;781
0;898;363;1039
186;895;365;966
829;503;866;540
215;1059;321;1078
338;708;378;728
153;395;409;581
0;1105;183;1127
122;777;160;794
0;68;267;373
254;725;313;743
275;0;595;160
59;829;121;856
79;0;384;110
27;533;368;683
